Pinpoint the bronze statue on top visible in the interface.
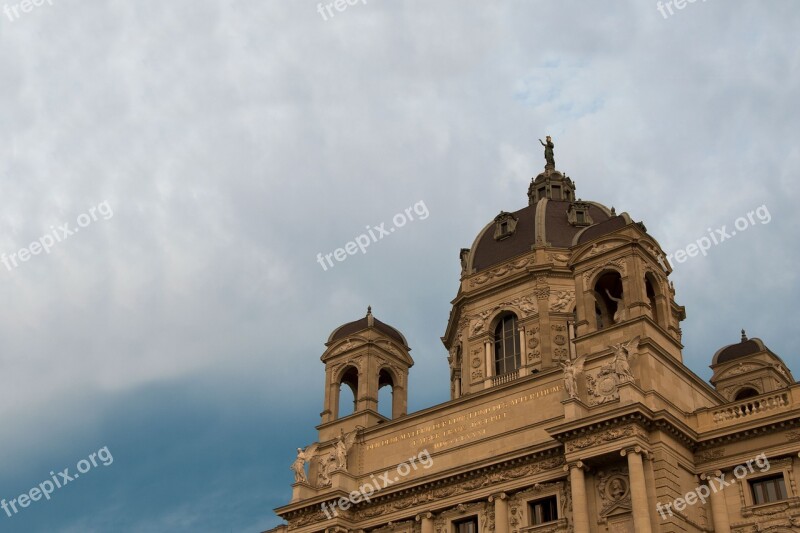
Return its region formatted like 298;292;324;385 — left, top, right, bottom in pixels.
539;135;555;170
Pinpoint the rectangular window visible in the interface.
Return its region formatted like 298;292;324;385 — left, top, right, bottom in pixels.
529;496;558;525
576;211;586;224
551;185;561;200
750;475;788;505
454;517;478;533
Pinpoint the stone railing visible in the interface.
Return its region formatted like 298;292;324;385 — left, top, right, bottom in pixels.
712;392;790;424
493;369;520;386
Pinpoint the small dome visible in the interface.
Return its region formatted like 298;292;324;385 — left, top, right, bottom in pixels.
712;331;769;365
327;307;408;347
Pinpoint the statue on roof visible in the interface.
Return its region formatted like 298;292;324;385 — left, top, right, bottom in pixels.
539;136;555;170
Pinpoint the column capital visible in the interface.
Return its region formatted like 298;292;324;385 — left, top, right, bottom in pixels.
620;446;649;459
700;470;723;481
563;460;586;472
415;512;434;522
488;492;508;502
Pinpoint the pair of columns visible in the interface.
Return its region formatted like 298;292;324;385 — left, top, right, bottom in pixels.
421;447;690;533
567;447;653;533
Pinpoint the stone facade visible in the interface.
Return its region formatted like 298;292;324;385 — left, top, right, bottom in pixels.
268;162;800;533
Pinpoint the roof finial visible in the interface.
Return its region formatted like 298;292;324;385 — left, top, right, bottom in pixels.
741;329;747;342
367;305;374;327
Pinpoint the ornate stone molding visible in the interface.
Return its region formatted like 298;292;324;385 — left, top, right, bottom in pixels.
470;256;536;288
585;367;620;405
527;326;541;364
582;259;627;291
547;252;570;265
470;346;484;382
549;290;575;313
595;467;631;518
351;455;565;521
469;296;538;336
696;448;725;462
565;425;644;453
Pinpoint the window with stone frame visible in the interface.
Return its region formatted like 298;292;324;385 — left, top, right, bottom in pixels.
750;474;788;505
453;516;478;533
529;495;558;525
494;314;521;375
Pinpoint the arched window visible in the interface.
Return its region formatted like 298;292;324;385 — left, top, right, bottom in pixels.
734;387;759;401
494;314;520;375
337;366;358;418
645;274;661;326
378;369;394;419
594;271;624;328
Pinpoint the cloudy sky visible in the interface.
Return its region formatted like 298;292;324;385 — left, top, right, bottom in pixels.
0;1;798;531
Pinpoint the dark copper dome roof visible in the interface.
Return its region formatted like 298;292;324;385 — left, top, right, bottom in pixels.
327;308;407;347
466;198;627;274
712;334;769;365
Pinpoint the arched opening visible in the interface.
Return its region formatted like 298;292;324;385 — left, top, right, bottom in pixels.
594;271;624;328
494;313;520;375
378;369;394;419
645;273;661;326
337;366;358;418
734;387;760;401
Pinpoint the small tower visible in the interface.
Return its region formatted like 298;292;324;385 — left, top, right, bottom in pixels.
319;307;413;442
710;330;795;401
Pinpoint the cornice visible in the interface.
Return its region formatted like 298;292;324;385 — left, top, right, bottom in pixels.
277;446;565;524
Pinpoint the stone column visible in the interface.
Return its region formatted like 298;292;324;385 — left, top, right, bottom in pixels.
643;453;659;532
416;512;434;533
565;461;590;533
518;326;527;376
484;340;494;388
489;493;508;533
621;448;652;533
701;471;731;533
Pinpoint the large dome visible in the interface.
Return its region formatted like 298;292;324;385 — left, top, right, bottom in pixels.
464;169;633;274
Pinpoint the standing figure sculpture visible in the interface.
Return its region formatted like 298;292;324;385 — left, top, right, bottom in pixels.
609;336;641;383
605;289;628;323
290;443;318;483
561;355;587;399
333;429;358;471
539;136;555;170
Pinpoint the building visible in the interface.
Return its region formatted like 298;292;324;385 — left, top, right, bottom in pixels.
268;146;800;533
